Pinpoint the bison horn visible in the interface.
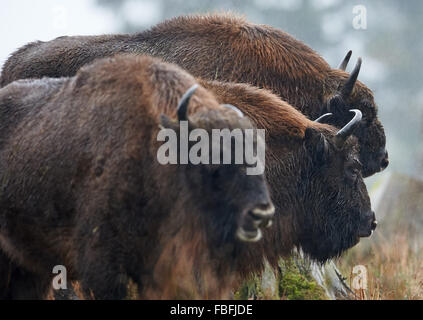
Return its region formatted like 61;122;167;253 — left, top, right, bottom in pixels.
339;50;352;71
314;113;333;123
222;104;244;117
341;58;362;99
177;84;199;121
335;109;362;146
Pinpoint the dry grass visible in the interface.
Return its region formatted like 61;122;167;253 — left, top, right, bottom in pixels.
338;231;423;300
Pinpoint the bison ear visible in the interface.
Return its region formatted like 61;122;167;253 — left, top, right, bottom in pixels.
304;128;329;164
159;114;179;131
160;114;197;132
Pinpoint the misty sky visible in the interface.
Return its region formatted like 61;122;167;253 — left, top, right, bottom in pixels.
0;0;117;68
0;0;380;82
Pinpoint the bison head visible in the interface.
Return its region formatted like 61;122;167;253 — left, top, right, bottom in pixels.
295;109;376;261
159;85;275;245
321;54;388;177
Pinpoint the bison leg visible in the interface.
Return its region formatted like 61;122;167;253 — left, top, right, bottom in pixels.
75;198;133;299
76;241;129;300
79;265;129;300
0;250;14;299
7;267;52;300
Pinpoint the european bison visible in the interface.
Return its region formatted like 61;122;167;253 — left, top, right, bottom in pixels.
198;80;376;265
0;55;275;299
0;13;388;177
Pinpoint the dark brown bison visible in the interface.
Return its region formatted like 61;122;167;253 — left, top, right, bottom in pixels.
198;79;376;265
0;13;388;177
0;55;275;299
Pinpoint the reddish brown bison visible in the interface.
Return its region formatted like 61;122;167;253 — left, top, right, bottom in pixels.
0;55;275;299
0;13;388;177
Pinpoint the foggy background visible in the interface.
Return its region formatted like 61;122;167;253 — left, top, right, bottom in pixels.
0;0;422;183
1;0;422;299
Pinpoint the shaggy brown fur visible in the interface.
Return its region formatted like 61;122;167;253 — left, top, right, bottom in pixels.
0;53;376;300
0;55;274;299
198;80;376;267
0;13;388;177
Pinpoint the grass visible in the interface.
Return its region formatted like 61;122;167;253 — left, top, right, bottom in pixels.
337;230;423;300
50;229;422;300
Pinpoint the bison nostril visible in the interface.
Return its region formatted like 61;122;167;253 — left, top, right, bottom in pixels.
380;151;389;170
237;203;275;243
251;203;275;218
359;211;376;237
380;158;389;170
371;220;378;231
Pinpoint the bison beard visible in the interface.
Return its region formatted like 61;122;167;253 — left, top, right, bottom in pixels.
0;13;388;178
0;55;275;299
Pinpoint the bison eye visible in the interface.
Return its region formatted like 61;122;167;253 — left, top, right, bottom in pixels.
350;167;359;176
345;168;358;183
346;159;362;182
